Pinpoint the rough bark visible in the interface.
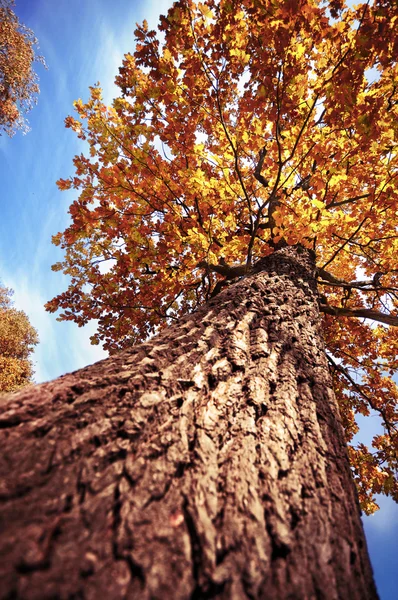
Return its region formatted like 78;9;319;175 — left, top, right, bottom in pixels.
0;246;378;600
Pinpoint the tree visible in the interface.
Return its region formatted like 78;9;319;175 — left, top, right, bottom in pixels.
0;0;44;135
0;247;380;598
0;284;38;392
47;0;398;514
1;0;396;596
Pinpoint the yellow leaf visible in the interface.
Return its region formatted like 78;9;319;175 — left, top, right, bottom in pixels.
312;199;325;210
242;131;249;144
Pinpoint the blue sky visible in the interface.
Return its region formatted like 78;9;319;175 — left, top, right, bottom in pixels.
0;1;396;596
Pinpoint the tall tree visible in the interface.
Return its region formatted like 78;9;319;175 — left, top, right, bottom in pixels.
0;284;38;392
48;0;398;514
0;0;396;597
0;0;44;135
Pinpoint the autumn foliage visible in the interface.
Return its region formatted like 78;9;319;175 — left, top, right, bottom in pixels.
48;0;398;513
0;285;38;393
0;0;44;135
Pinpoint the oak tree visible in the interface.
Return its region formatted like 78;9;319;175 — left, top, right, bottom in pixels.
1;0;397;598
0;284;38;393
0;0;44;135
48;0;398;514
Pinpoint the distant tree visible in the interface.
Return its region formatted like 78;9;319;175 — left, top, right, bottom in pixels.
0;0;44;135
0;284;38;393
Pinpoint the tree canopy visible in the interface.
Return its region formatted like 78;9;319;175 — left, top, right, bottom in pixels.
47;0;398;513
0;0;44;135
0;285;38;393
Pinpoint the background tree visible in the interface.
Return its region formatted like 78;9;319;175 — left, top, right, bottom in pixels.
47;0;398;514
0;284;38;393
0;0;44;135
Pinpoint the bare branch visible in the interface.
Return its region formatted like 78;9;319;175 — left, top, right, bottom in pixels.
326;353;397;438
320;304;398;327
254;146;269;188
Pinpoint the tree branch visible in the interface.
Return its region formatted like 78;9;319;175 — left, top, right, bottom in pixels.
254;146;269;188
320;303;398;327
326;353;397;438
317;267;389;290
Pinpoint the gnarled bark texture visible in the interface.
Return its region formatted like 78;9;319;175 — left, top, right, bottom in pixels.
0;246;378;599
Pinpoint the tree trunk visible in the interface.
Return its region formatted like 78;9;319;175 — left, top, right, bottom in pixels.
0;246;378;600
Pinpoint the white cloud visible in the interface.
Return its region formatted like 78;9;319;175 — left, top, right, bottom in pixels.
90;0;175;105
141;0;175;27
